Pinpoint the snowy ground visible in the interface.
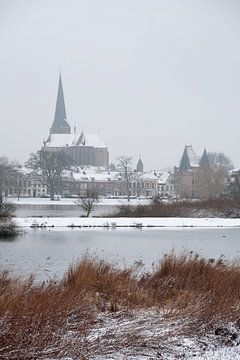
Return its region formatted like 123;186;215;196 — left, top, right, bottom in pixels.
9;197;152;206
58;309;240;359
15;216;240;228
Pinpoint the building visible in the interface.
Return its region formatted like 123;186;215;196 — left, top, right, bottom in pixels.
43;73;109;169
174;145;212;199
62;168;120;198
4;167;48;199
229;169;240;198
157;172;176;198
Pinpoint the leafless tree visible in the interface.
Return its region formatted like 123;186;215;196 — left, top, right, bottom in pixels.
0;157;19;204
26;150;73;201
117;156;133;201
207;152;234;197
76;191;99;217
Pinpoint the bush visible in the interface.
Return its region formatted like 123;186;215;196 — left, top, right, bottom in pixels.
0;200;15;220
114;198;240;218
0;200;18;238
0;222;18;238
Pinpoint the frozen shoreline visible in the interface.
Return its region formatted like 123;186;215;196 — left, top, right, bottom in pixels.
14;216;240;228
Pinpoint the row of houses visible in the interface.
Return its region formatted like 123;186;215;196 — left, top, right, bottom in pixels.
3;145;238;200
3;166;176;200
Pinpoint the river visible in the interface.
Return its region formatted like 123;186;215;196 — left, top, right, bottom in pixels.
1;228;240;280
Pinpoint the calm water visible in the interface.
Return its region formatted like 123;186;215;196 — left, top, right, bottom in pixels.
14;204;117;217
0;228;240;280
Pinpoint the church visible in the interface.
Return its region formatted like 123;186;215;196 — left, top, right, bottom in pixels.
43;73;109;169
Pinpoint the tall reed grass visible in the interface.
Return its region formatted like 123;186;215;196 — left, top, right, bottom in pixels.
1;252;240;358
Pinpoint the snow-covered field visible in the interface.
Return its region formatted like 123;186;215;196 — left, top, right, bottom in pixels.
15;216;240;228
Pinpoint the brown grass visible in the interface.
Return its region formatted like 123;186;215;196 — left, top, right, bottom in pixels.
1;253;240;358
114;198;240;218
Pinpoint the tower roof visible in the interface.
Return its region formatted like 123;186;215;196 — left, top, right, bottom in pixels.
179;145;199;171
50;73;71;135
137;157;143;167
200;148;210;166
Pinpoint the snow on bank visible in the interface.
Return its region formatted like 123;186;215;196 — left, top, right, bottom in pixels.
14;217;240;228
59;309;240;359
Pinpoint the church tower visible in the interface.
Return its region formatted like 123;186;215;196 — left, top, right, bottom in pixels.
50;73;71;135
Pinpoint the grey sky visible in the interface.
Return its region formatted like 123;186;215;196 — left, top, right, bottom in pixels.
1;0;240;170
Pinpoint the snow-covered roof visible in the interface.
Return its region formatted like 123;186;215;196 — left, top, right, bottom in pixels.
179;145;199;171
64;170;119;182
139;172;159;181
45;132;107;148
158;172;171;184
45;134;75;147
83;134;106;148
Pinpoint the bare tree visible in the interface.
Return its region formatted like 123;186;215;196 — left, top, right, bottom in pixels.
208;152;234;171
76;191;99;217
26;150;73;201
117;156;133;202
0;157;19;203
207;152;234;197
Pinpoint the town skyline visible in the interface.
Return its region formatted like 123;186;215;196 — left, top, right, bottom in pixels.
1;0;240;170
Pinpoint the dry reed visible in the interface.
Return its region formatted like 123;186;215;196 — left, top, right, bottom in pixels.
1;252;240;358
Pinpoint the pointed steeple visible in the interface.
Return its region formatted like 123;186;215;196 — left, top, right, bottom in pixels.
50;73;71;135
136;156;144;173
200;148;210;167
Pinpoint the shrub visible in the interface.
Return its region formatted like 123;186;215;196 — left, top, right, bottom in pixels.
0;222;18;238
0;200;15;220
114;198;240;218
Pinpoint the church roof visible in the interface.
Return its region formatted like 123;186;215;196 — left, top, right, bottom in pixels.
179;145;199;171
50;73;71;134
45;132;107;148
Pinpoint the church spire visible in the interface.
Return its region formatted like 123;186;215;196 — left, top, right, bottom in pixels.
136;156;144;173
50;73;71;135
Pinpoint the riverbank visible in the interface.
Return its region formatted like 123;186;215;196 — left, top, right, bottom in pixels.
14;216;240;228
1;253;240;359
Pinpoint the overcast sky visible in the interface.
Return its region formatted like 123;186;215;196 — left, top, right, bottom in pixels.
1;0;240;170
